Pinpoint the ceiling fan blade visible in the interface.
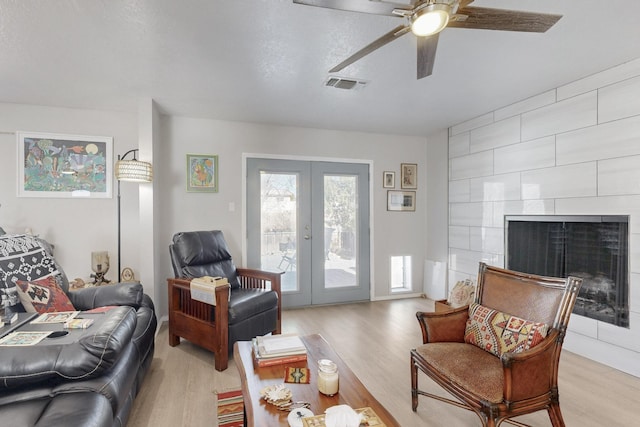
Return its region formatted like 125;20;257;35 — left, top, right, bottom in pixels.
449;6;562;32
417;33;439;79
293;0;407;16
329;25;411;73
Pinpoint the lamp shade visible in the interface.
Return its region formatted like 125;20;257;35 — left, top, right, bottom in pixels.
411;4;451;37
115;159;153;182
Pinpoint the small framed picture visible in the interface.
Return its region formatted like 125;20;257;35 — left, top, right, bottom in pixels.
387;190;416;212
383;171;395;188
186;154;218;193
401;163;417;189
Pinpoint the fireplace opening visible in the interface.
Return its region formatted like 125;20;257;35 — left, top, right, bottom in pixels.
505;215;629;328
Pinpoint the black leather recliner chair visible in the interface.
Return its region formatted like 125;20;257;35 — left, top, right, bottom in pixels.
168;230;282;371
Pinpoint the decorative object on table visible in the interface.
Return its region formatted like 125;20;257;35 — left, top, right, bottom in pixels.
115;148;153;282
16;131;113;198
382;171;395;188
285;366;311;384
386;190;416;211
400;163;417;189
90;251;110;285
447;278;475;308
288;407;315;427
70;278;88;289
260;384;293;409
120;267;135;282
186;153;218;193
301;407;386;427
317;359;339;396
216;389;244;427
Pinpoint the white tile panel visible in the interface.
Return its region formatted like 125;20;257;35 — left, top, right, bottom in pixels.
469;116;520;153
449;226;470;250
494;200;557;228
558;57;640;101
556;195;640;236
469;226;504;255
494;90;556;121
450;202;493;227
567;313;598;338
521;91;597;141
630;273;640;315
449;132;470;158
556;115;640;165
598;155;640;196
521;163;597;200
564;330;640;378
599;75;640;123
598;312;640;352
450;112;493;136
450;150;493;180
631;233;640;274
449;248;501;276
494;136;556;175
469;172;520;202
449;179;470;203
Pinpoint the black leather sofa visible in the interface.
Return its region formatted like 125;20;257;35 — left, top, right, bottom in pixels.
0;234;157;427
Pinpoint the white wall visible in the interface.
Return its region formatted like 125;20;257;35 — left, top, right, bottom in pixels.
0;103;141;284
448;57;640;377
157;115;432;307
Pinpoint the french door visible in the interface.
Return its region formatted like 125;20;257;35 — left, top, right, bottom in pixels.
247;158;370;308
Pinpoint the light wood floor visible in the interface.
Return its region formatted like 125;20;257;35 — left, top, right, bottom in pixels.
127;298;639;426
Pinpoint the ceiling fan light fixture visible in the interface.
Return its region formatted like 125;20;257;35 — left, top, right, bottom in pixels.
411;4;451;37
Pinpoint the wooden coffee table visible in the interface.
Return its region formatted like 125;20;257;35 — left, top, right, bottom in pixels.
234;334;400;426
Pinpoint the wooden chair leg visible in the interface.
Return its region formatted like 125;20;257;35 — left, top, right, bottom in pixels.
411;355;419;411
214;349;228;371
548;402;566;427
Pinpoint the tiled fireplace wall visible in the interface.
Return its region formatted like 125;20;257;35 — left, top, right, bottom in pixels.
447;58;640;377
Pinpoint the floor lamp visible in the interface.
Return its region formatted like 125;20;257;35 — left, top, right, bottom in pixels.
115;149;153;282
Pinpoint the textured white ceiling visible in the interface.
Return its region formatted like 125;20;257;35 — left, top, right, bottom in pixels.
2;0;640;136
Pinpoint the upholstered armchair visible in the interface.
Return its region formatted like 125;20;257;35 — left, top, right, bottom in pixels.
411;263;582;427
168;230;282;371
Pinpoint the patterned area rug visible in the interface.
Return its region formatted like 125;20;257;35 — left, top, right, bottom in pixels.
216;389;244;427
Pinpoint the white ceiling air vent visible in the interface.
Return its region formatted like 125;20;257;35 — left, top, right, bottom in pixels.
324;76;368;91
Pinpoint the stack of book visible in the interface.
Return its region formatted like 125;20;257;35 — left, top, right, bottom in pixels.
252;334;307;367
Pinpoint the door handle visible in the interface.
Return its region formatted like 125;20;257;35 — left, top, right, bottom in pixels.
304;235;311;240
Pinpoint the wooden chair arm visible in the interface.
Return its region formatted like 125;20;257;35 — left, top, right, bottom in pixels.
167;277;231;312
236;268;283;295
500;329;561;401
416;305;469;344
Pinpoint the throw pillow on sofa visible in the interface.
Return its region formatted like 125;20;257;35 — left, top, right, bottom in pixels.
0;233;65;310
464;302;549;357
16;276;76;313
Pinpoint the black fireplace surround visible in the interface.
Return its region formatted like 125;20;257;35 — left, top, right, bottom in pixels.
506;215;629;328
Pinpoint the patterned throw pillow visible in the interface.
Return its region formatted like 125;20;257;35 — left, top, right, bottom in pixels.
15;276;76;313
0;234;62;308
464;302;549;357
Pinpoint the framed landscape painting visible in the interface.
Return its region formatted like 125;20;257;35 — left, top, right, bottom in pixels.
17;132;113;198
187;154;218;193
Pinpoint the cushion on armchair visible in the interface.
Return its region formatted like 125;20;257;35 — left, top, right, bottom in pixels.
464;302;549;357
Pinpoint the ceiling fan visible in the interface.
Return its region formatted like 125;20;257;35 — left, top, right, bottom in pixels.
293;0;562;79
